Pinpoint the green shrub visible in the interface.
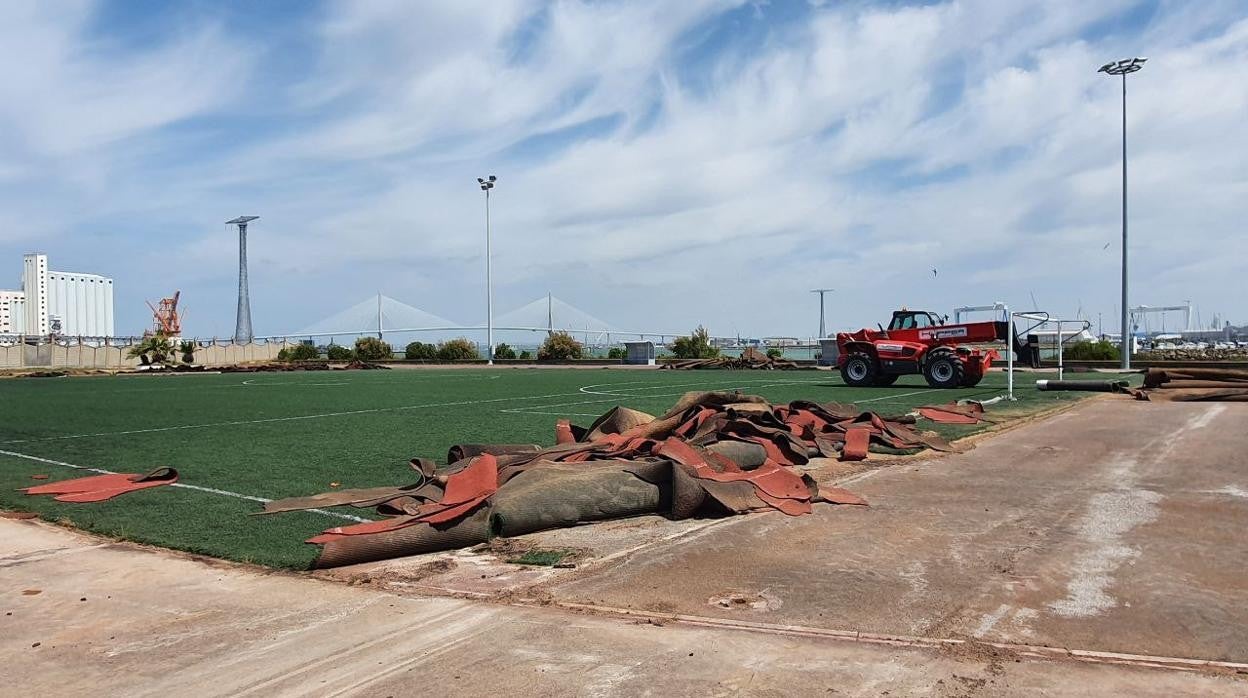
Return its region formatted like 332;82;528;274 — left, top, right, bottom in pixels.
179;340;196;363
671;325;720;359
128;334;173;365
493;343;517;360
765;347;783;360
405;341;438;361
607;347;626;360
326;344;352;361
278;343;320;362
353;336;393;361
437;338;480;361
519;350;533;360
1063;340;1121;361
538;331;584;361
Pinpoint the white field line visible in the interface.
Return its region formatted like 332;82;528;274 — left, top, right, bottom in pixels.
506;411;606;417
851;389;934;404
235;379;351;387
20;372;505;397
0;448;370;523
3;376;824;444
228;374;503;389
2;389;606;445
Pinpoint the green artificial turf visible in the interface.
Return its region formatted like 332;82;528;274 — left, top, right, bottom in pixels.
508;549;576;566
0;367;1092;568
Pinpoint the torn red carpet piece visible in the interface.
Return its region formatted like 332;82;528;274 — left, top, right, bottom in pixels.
842;428;871;461
22;468;178;503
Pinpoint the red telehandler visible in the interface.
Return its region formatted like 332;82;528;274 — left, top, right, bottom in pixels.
835;309;1037;389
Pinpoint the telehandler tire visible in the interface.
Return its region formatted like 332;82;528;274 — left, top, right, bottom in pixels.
923;349;965;389
840;353;878;387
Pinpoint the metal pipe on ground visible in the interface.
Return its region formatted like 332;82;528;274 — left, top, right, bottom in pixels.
1036;379;1129;392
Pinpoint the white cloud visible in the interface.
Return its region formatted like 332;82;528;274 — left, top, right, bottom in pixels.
1;0;1245;337
0;3;250;158
0;0;253;252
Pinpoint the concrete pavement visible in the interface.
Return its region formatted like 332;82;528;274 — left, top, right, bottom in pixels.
4;518;1245;696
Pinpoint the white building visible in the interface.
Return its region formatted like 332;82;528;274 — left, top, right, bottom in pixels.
1;253;114;337
21;253;49;335
0;290;24;334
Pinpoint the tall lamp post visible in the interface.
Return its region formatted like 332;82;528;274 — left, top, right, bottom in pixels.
1098;57;1146;370
810;288;834;338
226;216;259;343
477;175;497;365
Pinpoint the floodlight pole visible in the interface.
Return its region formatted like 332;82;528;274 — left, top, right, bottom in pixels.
1099;57;1145;370
811;288;833;338
226;215;259;344
1119;71;1129;370
478;175;497;365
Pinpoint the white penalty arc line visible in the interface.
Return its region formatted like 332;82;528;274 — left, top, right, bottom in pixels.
496;379;828;417
502;381;933;418
0;449;370;523
576;377;822;397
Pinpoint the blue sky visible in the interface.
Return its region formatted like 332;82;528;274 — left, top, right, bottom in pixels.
1;0;1245;338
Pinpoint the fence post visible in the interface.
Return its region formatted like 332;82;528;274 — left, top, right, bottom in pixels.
1057;321;1064;381
1007;316;1015;401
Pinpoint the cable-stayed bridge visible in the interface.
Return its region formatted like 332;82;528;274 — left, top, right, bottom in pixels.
270;293;691;346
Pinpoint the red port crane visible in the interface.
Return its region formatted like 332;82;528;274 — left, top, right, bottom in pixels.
147;291;183;336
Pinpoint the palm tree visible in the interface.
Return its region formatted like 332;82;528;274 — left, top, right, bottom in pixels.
128;334;174;365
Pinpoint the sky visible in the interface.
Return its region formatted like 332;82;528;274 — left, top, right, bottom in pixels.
1;0;1245;340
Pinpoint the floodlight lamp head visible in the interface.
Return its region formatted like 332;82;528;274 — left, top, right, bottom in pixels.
488;175;496;182
1099;57;1146;76
225;215;259;226
477;177;485;184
